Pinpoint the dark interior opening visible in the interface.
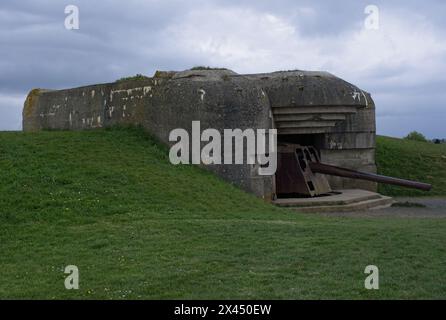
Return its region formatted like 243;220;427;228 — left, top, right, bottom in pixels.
277;133;324;149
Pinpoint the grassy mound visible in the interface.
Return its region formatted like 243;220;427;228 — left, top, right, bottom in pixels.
0;128;445;299
376;136;446;197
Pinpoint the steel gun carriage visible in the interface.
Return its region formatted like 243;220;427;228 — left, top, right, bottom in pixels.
276;144;432;197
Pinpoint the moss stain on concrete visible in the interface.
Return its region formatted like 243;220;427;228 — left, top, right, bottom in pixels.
23;88;41;118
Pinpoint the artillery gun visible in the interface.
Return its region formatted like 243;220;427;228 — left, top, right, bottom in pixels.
276;144;432;197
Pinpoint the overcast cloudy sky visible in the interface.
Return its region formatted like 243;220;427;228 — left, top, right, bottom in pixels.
1;0;445;138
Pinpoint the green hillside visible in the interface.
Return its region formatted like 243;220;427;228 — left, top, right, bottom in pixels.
377;136;446;197
0;128;445;299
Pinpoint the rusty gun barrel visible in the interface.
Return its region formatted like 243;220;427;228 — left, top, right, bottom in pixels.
309;162;432;191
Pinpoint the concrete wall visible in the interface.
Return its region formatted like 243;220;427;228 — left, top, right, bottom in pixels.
23;80;151;131
319;101;377;191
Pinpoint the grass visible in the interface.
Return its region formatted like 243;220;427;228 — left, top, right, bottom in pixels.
0;128;445;299
190;66;228;71
376;136;446;197
116;74;150;83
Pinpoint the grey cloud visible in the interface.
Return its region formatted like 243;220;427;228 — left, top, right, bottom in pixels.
0;0;445;138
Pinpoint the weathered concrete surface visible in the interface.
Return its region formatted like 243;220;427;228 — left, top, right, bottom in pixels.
23;80;152;131
22;68;377;199
273;189;393;213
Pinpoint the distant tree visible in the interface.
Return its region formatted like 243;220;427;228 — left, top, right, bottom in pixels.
404;131;428;142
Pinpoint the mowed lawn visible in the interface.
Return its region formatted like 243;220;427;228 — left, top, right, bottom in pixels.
0;128;445;299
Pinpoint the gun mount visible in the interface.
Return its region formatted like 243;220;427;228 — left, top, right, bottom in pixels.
275;144;432;197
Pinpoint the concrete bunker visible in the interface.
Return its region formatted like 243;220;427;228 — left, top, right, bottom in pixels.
24;68;430;210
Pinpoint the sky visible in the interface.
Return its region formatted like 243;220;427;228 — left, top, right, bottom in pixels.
0;0;445;138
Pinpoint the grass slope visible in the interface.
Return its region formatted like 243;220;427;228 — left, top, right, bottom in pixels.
0;128;445;299
377;136;446;197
